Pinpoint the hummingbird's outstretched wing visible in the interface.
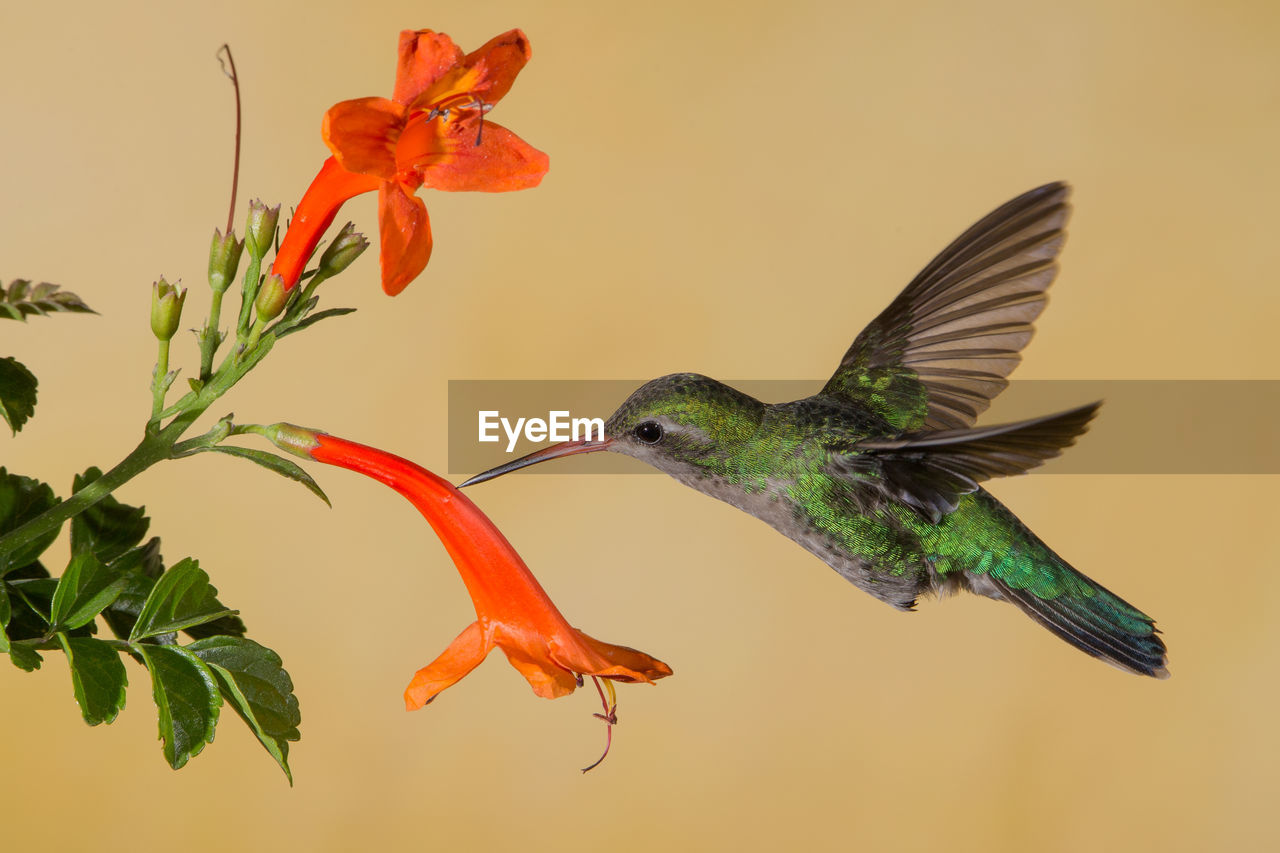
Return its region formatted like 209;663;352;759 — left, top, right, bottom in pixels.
821;183;1071;431
835;401;1099;523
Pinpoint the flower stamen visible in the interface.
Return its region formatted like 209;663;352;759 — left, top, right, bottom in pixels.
422;97;493;146
582;676;619;774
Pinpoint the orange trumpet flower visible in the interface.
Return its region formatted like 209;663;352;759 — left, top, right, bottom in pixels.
271;29;549;295
264;425;671;710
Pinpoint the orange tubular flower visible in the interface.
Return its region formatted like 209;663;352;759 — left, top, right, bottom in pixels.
265;425;671;710
271;29;549;295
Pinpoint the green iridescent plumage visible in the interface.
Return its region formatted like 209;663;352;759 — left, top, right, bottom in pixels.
464;183;1168;678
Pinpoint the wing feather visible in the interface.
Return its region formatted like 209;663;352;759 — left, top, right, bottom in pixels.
834;402;1100;523
822;183;1072;431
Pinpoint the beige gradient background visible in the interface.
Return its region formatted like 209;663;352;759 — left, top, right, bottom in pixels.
2;1;1277;851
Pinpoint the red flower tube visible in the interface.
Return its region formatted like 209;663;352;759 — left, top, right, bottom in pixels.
271;29;549;295
264;424;671;710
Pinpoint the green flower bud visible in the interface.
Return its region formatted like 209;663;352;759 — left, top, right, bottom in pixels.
255;273;288;323
150;277;187;341
208;228;245;294
262;422;323;460
245;199;281;260
317;223;370;279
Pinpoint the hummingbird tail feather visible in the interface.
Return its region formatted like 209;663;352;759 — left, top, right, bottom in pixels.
982;568;1169;678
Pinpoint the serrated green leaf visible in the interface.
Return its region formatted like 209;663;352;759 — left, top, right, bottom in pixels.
56;633;127;725
179;611;248;640
4;577;56;640
0;279;94;321
100;538;163;640
69;468;150;563
273;306;356;339
0;468;59;574
137;644;220;769
189;636;300;782
101;541;246;642
107;537;164;578
129;558;237;641
8;577;93;642
198;445;329;506
0;356;38;435
8;643;41;671
50;550;128;630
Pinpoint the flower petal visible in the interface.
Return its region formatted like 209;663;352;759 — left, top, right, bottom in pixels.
461;29;532;105
404;620;490;710
550;630;674;685
378;182;433;295
408;30;531;114
323;97;406;180
422;122;549;193
393;29;464;106
495;622;582;699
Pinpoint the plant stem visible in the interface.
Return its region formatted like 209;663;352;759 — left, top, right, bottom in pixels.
14;635;138;654
0;429;176;562
236;255;263;343
198;288;225;380
299;270;331;304
244;317;267;352
151;340;171;419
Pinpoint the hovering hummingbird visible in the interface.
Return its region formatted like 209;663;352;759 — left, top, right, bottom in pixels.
463;183;1169;678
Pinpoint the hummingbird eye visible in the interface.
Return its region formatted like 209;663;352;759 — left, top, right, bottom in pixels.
633;421;664;445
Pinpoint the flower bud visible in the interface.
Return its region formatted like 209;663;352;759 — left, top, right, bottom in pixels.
150;278;187;341
262;422;323;460
254;273;289;322
317;223;369;279
208;229;245;294
245;199;281;260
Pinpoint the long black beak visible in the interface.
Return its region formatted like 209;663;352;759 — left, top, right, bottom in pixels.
459;437;615;487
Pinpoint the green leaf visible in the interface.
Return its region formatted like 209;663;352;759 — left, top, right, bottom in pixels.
0;582;10;653
3;578;48;640
4;561;49;580
0;468;59;575
179;610;248;640
49;550;128;630
102;542;246;642
273;306;356;339
189;636;300;782
5;576;98;643
100;538;165;641
137;644;221;769
4;577;55;640
106;538;165;583
129;558;237;641
56;633;127;725
0;356;37;435
0;279;94;321
198;445;329;506
69;468;150;563
8;643;41;671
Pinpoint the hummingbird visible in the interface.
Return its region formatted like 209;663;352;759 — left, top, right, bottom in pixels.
462;183;1169;678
